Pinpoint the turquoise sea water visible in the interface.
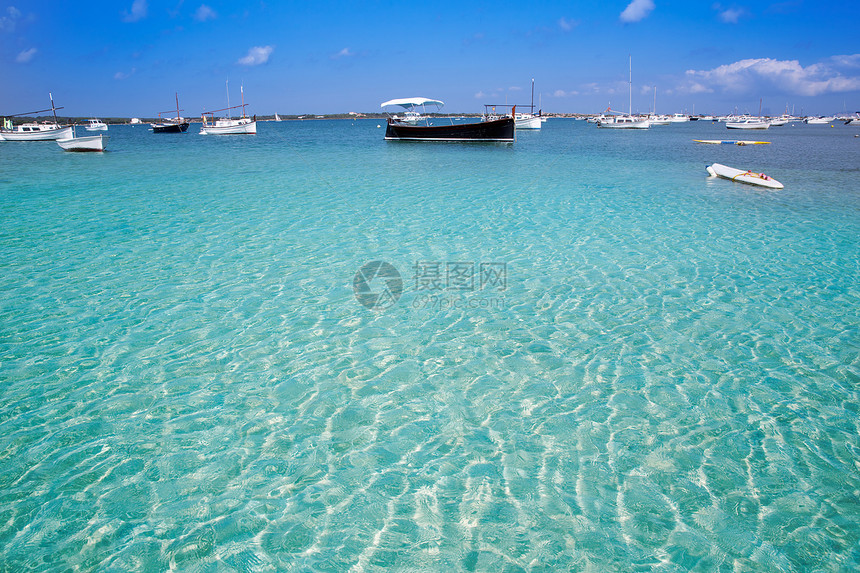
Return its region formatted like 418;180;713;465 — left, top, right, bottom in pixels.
1;119;859;571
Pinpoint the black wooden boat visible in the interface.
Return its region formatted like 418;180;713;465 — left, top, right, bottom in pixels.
152;121;189;133
151;93;189;133
384;116;514;142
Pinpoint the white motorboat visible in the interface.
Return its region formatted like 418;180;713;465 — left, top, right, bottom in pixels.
0;93;72;141
726;118;770;129
84;119;108;131
669;113;689;122
804;116;834;124
648;114;671;125
706;163;783;189
597;115;651;129
57;133;108;152
200;82;257;135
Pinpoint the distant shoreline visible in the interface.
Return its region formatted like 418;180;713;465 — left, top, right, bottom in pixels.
1;112;603;126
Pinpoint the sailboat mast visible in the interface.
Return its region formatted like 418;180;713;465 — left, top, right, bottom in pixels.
175;92;180;120
50;92;58;124
531;78;535;113
628;55;632;116
241;84;245;118
226;79;230;119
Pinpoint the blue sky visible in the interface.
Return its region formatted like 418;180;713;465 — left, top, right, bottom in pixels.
2;1;859;116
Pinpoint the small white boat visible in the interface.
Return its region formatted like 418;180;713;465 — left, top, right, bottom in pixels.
694;139;771;145
200;116;257;135
648;114;672;125
669;113;689;122
598;57;649;129
274;113;282;122
726;118;770;129
805;116;834;124
706;163;783;189
84;119;108;131
57;134;108;152
200;82;257;135
514;113;541;129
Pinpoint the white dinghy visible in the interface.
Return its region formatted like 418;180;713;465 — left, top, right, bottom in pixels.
706;163;783;189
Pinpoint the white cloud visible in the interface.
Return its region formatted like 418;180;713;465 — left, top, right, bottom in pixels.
718;8;744;23
682;56;860;96
331;47;353;59
558;17;578;31
114;68;136;80
509;86;522;91
620;0;655;23
474;91;487;99
122;0;147;22
194;4;216;22
238;45;273;66
0;6;22;32
16;47;36;63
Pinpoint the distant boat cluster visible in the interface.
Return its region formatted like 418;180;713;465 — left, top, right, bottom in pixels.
0;84;259;152
2;86;858;150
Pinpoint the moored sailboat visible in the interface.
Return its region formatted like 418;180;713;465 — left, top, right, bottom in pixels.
200;82;257;135
0;93;73;141
597;57;650;129
151;93;189;133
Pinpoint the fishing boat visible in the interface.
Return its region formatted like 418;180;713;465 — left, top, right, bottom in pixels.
597;56;650;129
84;119;108;131
200;82;257;135
706;163;783;189
151;93;189;133
0;93;73;141
383;98;514;142
57;133;108;152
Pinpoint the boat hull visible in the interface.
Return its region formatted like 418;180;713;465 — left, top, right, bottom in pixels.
706;163;783;189
199;120;257;135
57;135;108;152
597;118;650;129
0;126;74;141
384;117;514;142
152;122;189;133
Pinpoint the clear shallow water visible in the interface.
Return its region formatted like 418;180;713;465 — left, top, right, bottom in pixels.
1;120;859;571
